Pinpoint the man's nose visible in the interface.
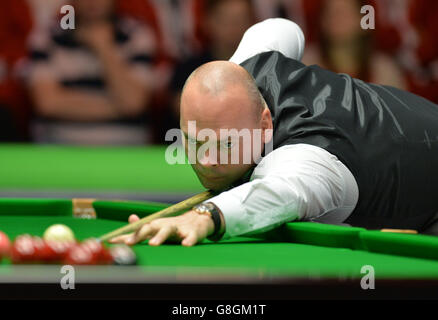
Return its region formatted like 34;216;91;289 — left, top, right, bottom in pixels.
199;149;218;167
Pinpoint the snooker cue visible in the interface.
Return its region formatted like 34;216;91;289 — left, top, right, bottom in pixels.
98;190;215;242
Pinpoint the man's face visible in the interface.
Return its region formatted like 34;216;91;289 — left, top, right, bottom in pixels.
74;0;115;23
207;0;254;55
321;0;363;42
180;85;265;191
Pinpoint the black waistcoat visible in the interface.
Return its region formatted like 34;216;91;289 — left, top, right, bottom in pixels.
241;51;438;230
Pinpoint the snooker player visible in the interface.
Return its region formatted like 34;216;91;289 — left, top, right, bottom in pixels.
110;19;438;247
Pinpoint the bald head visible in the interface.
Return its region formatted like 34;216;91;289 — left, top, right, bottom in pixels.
182;61;266;116
179;61;273;191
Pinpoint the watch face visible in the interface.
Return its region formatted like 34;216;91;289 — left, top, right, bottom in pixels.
204;203;216;211
194;204;207;213
194;203;214;214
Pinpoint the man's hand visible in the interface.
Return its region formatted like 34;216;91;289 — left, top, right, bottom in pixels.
76;22;114;53
108;211;215;247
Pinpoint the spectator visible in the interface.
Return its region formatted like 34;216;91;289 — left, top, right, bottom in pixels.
351;0;438;103
27;0;158;145
147;0;204;61
0;0;33;141
368;0;402;56
409;0;438;66
26;0;67;31
302;0;406;89
405;0;438;103
252;0;316;43
167;0;256;126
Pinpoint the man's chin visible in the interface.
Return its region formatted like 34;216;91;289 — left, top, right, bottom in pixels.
200;179;229;192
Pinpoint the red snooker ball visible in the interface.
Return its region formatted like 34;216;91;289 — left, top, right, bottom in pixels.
31;237;74;263
32;237;53;262
81;239;112;264
64;245;97;265
0;231;11;259
10;235;36;264
45;241;76;262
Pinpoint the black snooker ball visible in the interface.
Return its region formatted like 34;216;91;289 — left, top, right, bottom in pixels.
110;245;137;266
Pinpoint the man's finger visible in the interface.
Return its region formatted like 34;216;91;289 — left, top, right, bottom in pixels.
149;226;175;246
108;233;133;244
108;215;140;243
128;214;140;223
126;223;154;245
182;231;198;247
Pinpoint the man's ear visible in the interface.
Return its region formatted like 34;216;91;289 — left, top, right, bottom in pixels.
260;107;273;144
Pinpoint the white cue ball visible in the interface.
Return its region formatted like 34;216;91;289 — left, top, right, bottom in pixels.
43;224;76;243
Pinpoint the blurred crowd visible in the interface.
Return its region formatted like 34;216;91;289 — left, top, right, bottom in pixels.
0;0;437;145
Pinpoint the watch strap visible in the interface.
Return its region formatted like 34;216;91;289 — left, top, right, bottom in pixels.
193;202;224;241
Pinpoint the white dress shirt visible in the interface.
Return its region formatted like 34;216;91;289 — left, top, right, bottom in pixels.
229;18;305;65
209;144;359;238
208;19;359;239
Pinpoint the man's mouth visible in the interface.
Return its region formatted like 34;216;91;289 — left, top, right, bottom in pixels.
199;173;223;180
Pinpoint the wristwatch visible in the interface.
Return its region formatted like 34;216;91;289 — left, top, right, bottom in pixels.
192;202;224;241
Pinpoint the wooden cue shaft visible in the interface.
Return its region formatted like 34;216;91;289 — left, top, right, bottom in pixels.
98;190;215;242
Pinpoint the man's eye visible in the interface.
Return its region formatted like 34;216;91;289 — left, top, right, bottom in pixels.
187;138;198;145
221;141;234;149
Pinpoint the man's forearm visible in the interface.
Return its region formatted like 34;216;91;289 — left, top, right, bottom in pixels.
34;87;120;121
96;44;150;115
209;144;358;239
